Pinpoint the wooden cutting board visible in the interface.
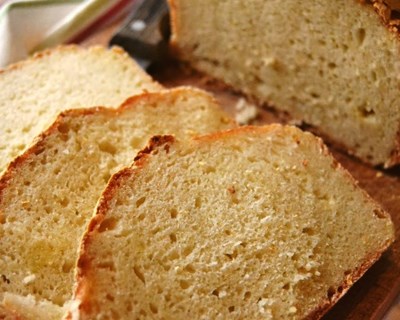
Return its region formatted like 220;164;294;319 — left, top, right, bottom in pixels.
82;19;400;320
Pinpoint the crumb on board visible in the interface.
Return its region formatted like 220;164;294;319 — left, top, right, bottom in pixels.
235;98;259;124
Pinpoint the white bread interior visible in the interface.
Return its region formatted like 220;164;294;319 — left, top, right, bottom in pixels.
169;0;400;167
0;87;235;319
0;45;162;174
73;125;394;319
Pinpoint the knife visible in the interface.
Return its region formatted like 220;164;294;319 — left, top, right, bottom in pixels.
109;0;170;69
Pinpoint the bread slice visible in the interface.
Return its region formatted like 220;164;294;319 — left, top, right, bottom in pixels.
72;125;394;320
0;87;235;319
169;0;400;167
0;45;162;174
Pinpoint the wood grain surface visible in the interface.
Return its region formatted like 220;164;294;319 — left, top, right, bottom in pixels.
81;17;400;320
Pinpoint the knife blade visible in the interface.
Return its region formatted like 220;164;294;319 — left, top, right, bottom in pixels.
109;0;170;69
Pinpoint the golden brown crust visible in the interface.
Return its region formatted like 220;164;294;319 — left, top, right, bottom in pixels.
167;0;189;60
0;305;22;320
72;167;135;317
133;135;175;163
359;0;400;34
71;135;176;318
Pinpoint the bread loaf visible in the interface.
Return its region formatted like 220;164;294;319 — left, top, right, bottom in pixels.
72;125;394;319
169;0;400;167
0;87;235;319
0;45;162;174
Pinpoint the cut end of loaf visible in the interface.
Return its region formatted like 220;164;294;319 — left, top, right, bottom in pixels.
169;0;400;167
73;125;394;320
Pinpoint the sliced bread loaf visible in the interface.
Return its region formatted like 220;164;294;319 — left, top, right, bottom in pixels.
0;87;235;319
169;0;400;167
72;125;394;319
0;45;162;174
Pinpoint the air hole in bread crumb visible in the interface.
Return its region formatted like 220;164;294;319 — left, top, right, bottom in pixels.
228;306;235;313
355;28;366;46
136;197;146;208
183;245;194;257
195;197;202;208
180;280;190;289
149;303;158;314
98;141;117;155
328;62;337;69
22;125;32;133
59;198;69;207
327;286;336;300
302;227;316;236
244;291;251;300
97;261;116;271
161;263;171;271
212;289;219;296
170;208;178;219
291;253;299;262
231;195;239;205
204;165;216;173
184;264;196;273
34;147;45;156
57;123;70;134
106;294;115;302
255;252;263;260
373;209;386;219
169;250;179;260
99;217;118;232
232;145;243;153
344;269;352;276
358;105;375;118
225;253;235;260
62;261;73;273
130;136;143;149
133;266;146;284
371;71;377;82
282;283;290;290
139;309;147;316
103;173;111;184
126;302;133;312
169;233;177;243
224;229;232;236
138;213;145;221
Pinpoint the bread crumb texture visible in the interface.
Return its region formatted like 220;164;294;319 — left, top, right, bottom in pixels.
170;0;400;166
0;87;234;318
74;125;394;320
0;45;162;174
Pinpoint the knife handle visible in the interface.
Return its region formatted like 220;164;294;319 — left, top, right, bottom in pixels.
110;0;170;67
